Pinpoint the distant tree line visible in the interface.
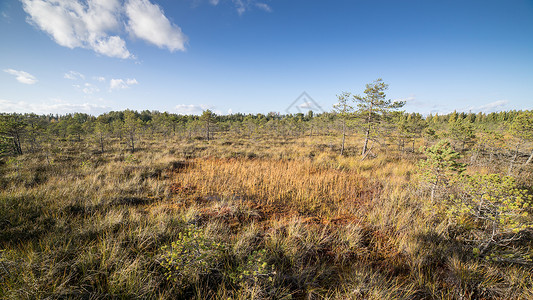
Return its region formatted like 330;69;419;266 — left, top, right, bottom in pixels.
0;102;532;167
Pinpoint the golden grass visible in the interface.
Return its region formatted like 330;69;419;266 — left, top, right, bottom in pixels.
172;157;380;219
1;134;532;299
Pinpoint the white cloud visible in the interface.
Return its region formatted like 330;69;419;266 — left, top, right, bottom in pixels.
395;95;416;103
80;82;100;94
226;0;271;15
21;0;132;59
298;102;313;109
0;98;110;115
125;0;187;52
255;3;272;12
64;70;85;80
20;0;187;59
126;78;138;85
465;100;509;113
207;0;266;15
93;76;106;82
175;104;213;115
233;0;246;14
110;78;138;90
92;35;132;59
3;68;38;84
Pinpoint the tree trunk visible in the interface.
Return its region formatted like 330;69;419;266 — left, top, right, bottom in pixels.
13;133;22;155
100;135;104;153
361;102;373;156
130;134;135;153
361;129;370;156
340;119;346;156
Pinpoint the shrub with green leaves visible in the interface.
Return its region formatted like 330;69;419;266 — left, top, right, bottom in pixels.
448;173;533;257
232;249;275;286
160;226;225;285
229;249;277;298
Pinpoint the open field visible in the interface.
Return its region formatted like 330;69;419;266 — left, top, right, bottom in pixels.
1;131;532;299
3;1;532;298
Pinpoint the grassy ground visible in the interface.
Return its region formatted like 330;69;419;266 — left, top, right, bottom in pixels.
0;134;532;299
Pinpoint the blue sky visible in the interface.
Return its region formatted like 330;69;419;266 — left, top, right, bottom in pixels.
1;0;532;115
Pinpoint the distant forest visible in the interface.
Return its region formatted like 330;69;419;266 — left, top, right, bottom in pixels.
1;108;532;160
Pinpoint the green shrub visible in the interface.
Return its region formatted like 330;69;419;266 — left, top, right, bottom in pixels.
448;173;533;259
160;226;225;286
232;249;275;287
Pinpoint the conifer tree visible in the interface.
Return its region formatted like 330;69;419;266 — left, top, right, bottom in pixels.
509;111;533;166
419;140;465;201
200;110;216;141
353;79;405;157
332;91;354;155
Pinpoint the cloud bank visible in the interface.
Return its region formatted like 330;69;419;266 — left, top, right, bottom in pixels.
20;0;187;59
3;68;38;84
465;100;509;113
175;104;214;115
0;98;110;115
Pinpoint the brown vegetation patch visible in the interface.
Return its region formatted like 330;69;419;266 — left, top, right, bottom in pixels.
171;157;381;219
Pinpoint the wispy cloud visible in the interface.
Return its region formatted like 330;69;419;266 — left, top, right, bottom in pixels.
233;0;246;14
255;2;272;12
207;0;272;15
464;100;509;113
298;102;315;109
74;82;100;94
20;0;187;59
3;68;37;84
1;10;11;22
395;95;416;103
93;76;106;82
64;70;85;80
175;104;213;115
0;98;110;115
110;78;138;90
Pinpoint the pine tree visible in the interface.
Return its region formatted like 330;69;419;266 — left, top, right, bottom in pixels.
123;110;142;152
200;110;216;141
0;114;26;155
509;111;533;166
332;91;354;155
419;140;465;201
353;79;405;157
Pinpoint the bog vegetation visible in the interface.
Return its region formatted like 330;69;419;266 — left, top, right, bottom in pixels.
1;81;533;299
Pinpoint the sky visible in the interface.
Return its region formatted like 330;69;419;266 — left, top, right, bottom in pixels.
0;0;532;116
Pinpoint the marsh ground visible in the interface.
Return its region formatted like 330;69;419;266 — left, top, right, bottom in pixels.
1;134;532;299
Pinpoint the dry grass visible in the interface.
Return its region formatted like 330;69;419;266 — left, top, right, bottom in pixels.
1;134;532;299
171;157;380;219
